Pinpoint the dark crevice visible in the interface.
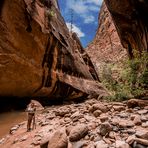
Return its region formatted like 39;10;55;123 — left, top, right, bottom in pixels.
42;35;52;67
0;97;31;112
56;44;62;70
45;38;58;87
0;96;65;113
59;33;68;47
26;24;32;32
0;0;4;15
127;41;134;59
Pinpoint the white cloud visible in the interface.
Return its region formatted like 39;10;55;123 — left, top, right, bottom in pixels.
85;0;103;6
65;0;103;24
66;22;85;38
84;15;95;24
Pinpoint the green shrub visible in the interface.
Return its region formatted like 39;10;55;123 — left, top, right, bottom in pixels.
46;10;55;20
101;51;148;101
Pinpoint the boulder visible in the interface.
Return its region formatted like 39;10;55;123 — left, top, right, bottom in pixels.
89;103;108;113
127;99;148;108
48;130;68;148
100;122;112;136
136;130;148;140
70;111;84;122
133;115;142;125
115;140;130;148
69;124;88;142
93;110;102;117
113;106;125;112
95;140;108;148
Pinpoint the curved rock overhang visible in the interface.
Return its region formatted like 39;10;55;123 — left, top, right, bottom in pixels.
104;0;148;58
0;0;106;101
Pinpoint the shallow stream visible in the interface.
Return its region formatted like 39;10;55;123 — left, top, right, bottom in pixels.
0;111;26;139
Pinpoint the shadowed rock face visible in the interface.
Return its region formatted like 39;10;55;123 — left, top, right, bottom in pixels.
0;0;105;100
104;0;148;58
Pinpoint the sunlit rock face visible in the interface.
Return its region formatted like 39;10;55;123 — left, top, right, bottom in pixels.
0;0;106;100
86;2;127;69
87;0;147;74
104;0;148;58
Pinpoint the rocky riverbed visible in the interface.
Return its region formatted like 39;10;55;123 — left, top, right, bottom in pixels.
0;99;148;148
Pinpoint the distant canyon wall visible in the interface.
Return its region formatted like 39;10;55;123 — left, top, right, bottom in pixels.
87;0;148;72
86;2;127;69
104;0;148;58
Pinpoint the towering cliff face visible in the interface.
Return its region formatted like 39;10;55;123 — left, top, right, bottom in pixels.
104;0;148;58
0;0;105;100
86;2;127;70
87;0;148;65
87;1;148;99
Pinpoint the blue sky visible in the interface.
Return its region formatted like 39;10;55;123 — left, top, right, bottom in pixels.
58;0;103;47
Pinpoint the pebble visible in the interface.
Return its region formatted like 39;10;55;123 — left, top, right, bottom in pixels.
137;110;148;115
142;121;148;128
115;140;130;148
1;99;148;148
127;129;136;134
19;135;28;142
141;115;148;122
95;140;108;148
100;115;109;122
113;106;125;112
0;138;5;144
133;115;142;125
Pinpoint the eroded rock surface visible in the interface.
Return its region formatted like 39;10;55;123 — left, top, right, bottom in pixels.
87;2;127;68
104;0;148;58
0;0;105;100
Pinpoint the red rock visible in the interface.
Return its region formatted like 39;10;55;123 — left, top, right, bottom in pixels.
88;122;97;130
89;103;108;113
110;118;120;126
137;110;148;115
136;130;148;140
70;111;84;122
133;115;142;125
142;122;148;128
0;0;104;100
100;122;112;136
48;130;68;148
93;110;102;117
55;107;70;117
95;140;109;148
119;120;134;128
104;0;148;57
115;140;130;148
127;99;148;108
69;124;88;142
113;106;125;112
86;2;126;67
100;115;109;122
